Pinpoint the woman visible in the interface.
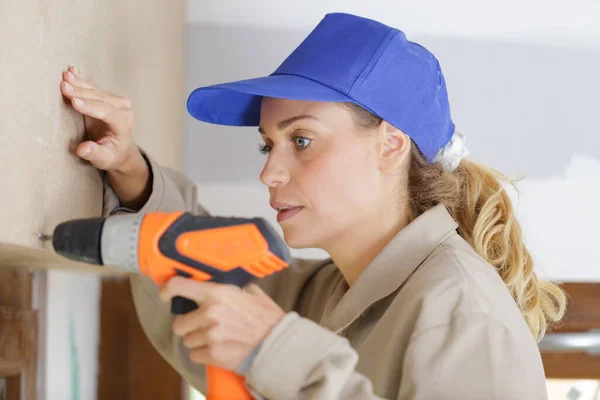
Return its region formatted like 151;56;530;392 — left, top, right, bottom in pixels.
60;13;565;400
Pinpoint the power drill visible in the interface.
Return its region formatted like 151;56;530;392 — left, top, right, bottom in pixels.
48;211;291;400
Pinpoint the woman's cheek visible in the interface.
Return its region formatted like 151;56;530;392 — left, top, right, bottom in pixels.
304;154;355;216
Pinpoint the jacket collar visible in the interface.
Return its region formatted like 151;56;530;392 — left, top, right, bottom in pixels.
324;204;459;333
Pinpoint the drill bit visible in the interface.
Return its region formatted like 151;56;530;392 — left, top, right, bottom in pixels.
38;232;53;242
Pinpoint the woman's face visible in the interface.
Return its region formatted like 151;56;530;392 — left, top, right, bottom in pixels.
258;98;392;249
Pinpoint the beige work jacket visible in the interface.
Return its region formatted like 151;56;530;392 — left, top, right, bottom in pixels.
102;155;548;399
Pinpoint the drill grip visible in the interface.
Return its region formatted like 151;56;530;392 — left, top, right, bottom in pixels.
206;366;253;400
136;212;292;399
171;296;198;314
170;269;199;314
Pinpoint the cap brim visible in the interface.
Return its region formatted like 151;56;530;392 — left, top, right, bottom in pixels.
186;74;352;126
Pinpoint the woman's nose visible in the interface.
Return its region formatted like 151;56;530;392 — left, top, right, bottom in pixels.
260;152;290;188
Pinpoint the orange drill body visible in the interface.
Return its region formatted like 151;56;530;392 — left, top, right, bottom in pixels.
139;212;289;400
138;211;287;286
51;211;291;400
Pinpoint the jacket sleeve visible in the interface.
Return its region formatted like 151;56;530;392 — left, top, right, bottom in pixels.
243;312;386;400
102;152;326;395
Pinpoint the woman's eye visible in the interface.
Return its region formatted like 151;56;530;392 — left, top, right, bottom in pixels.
293;136;312;151
258;136;312;156
258;143;272;155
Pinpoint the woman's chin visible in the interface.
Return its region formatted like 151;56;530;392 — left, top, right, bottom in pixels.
283;236;308;249
281;230;316;250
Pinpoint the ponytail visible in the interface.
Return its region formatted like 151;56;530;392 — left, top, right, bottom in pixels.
407;147;565;340
343;102;566;340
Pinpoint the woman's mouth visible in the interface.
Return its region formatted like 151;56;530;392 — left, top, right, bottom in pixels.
271;201;304;223
275;206;304;223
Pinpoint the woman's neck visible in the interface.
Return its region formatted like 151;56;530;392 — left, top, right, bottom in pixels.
324;208;410;286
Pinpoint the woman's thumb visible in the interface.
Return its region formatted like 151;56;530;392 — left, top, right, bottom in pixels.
76;141;114;170
76;141;96;159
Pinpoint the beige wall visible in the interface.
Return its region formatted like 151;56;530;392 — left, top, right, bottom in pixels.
0;2;186;399
0;0;186;270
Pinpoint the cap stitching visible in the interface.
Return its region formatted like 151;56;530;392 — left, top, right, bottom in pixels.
348;29;398;97
395;57;433;130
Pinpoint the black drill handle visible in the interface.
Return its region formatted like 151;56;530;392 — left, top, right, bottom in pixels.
171;269;199;315
171;296;198;315
169;272;252;315
169;267;254;315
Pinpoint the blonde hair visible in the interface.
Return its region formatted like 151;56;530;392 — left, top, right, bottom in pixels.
343;102;566;341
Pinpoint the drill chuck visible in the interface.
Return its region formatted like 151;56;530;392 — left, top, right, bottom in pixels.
52;217;105;265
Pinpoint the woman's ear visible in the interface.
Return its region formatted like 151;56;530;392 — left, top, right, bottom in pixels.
377;121;411;172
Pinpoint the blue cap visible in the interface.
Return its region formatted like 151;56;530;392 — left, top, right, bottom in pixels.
187;13;455;162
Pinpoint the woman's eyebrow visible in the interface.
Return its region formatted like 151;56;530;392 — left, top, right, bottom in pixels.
258;115;318;135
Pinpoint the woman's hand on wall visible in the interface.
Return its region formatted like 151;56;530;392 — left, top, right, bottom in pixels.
60;65;139;173
61;66;151;209
159;277;286;371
